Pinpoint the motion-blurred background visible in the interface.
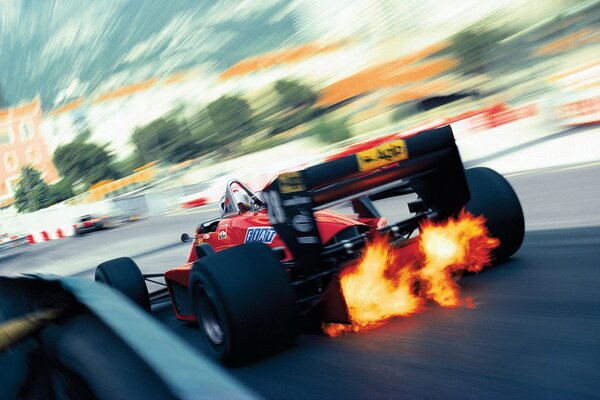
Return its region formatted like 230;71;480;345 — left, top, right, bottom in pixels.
0;0;599;241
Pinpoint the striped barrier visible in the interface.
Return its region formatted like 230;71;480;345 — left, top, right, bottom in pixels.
25;226;76;244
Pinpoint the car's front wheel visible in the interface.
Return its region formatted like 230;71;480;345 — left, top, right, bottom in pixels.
189;242;298;364
95;257;150;311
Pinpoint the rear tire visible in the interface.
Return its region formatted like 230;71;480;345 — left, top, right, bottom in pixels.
189;242;297;364
95;257;150;311
464;167;525;261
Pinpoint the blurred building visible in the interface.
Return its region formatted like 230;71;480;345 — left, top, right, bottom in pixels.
0;98;58;203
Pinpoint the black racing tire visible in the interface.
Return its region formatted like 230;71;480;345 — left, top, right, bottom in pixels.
464;167;525;262
74;227;81;236
95;257;150;311
189;242;297;364
94;221;105;231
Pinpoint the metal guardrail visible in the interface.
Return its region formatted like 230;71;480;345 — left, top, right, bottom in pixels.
0;236;29;254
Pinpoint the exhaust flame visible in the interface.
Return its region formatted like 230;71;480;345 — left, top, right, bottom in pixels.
418;210;499;306
324;210;499;336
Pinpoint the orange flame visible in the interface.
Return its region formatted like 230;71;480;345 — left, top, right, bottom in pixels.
324;210;499;336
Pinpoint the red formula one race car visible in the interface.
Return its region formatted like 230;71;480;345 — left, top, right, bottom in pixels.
95;125;524;363
74;212;141;236
74;214;111;235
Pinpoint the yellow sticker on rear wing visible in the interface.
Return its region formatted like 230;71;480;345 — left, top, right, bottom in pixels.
278;171;307;194
356;140;409;172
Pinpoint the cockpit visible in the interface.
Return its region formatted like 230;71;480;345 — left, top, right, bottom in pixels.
219;180;264;218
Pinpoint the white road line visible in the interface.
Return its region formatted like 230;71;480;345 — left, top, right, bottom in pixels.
506;161;600;177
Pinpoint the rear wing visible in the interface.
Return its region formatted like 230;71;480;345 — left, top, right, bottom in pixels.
262;125;469;270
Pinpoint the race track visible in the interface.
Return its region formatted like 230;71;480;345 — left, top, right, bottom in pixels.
158;226;600;400
1;164;599;399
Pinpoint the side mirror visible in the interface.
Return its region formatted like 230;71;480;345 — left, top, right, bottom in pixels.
180;233;191;243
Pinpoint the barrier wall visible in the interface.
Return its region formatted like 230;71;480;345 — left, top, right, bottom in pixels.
0;200;112;240
2;99;596;244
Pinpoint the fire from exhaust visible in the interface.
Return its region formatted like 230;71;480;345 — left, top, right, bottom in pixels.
324;210;499;336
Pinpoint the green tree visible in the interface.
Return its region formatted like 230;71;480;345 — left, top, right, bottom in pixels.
450;26;516;75
266;80;321;136
111;154;144;177
132;117;202;165
313;117;352;144
75;127;92;142
49;178;74;204
14;166;52;212
274;80;317;110
391;103;418;122
206;95;256;144
269;107;315;136
53;142;118;186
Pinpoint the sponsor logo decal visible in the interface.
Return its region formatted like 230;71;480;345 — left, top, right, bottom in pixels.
356;140;408;172
278;172;306;194
282;196;312;206
292;214;313;232
217;227;227;240
298;236;320;244
245;227;277;244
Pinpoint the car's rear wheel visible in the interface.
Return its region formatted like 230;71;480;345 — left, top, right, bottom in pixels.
189;242;297;364
464;167;525;261
95;257;150;311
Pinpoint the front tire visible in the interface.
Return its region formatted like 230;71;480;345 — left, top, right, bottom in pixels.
95;257;150;311
190;242;297;364
464;167;525;261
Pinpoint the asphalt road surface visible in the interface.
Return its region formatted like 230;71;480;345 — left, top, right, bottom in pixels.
157;226;600;400
1;163;599;399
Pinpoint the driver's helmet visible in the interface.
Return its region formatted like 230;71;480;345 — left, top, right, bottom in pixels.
219;189;251;217
232;189;251;211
